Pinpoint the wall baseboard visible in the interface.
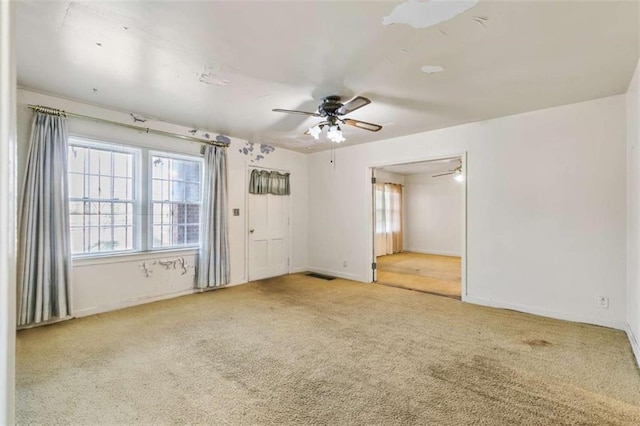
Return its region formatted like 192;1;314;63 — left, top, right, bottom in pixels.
405;248;461;257
464;295;626;331
306;266;363;282
73;288;200;318
625;323;640;367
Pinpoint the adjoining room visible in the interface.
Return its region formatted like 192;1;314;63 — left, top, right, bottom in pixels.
373;158;464;299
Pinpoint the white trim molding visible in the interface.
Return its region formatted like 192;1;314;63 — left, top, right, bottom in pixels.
465;295;626;331
625;323;640;367
306;267;363;282
0;1;16;423
404;249;462;258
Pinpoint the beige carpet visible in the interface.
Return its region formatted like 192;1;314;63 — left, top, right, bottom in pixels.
377;252;462;298
16;274;640;425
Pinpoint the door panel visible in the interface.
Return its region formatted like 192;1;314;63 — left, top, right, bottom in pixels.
249;187;290;281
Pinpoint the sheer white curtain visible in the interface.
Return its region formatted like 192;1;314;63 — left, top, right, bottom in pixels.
375;183;403;257
196;145;230;288
17;111;72;325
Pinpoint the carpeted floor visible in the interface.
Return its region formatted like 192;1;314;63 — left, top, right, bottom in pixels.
16;274;640;425
377;252;462;298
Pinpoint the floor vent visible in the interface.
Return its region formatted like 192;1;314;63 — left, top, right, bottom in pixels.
306;272;337;281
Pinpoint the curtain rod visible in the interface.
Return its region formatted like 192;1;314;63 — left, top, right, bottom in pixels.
28;104;230;147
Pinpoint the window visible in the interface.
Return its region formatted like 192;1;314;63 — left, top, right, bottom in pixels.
68;143;137;255
68;137;203;256
151;155;202;248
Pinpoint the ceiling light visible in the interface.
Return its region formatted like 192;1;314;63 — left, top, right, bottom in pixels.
308;124;321;140
327;125;345;143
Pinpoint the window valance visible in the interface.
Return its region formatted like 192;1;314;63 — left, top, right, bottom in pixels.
249;169;290;195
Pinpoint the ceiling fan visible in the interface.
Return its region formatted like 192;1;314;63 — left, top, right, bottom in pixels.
433;161;464;182
273;95;383;143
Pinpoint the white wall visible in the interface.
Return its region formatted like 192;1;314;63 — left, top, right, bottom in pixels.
0;2;17;424
375;170;405;186
404;173;463;257
627;58;640;362
308;95;627;329
16;89;308;317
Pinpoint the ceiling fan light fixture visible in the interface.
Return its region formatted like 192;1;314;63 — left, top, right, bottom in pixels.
308;124;322;140
327;125;345;143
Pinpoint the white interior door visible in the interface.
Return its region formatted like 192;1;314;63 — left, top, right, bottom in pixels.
249;191;290;281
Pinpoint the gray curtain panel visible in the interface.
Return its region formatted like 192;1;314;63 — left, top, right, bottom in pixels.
17;112;72;326
196;145;230;288
249;169;290;195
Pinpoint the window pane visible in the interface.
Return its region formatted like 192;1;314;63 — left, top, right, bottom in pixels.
98;150;112;176
68;147;86;174
172;225;185;245
88;227;100;253
185;162;200;182
88;175;101;199
68;173;84;198
113;227;128;251
99;227;114;251
152;180;163;201
89;150;100;174
185;183;200;202
150;155;202;249
100;176;112;199
70;228;85;254
170;181;184;202
170;159;185;180
113;177;130;200
152;157;169;179
68;143;136;255
186;225;199;245
113;153;129;177
186;205;200;225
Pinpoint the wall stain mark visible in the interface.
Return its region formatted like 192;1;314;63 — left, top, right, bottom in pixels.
239;142;275;163
472;16;488;29
198;66;230;86
130;113;148;123
216;135;231;144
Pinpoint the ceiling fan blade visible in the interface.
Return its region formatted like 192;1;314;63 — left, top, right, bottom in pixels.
432;172;454;177
272;108;321;117
337;96;371;115
343;118;382;132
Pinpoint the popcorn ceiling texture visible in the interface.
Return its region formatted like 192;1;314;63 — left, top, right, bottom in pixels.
16;274;640;424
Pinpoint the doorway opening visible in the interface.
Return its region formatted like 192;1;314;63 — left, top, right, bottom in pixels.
371;156;466;299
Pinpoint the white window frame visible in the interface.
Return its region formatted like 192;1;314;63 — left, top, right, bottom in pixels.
68;137;142;258
147;150;204;251
68;136;203;258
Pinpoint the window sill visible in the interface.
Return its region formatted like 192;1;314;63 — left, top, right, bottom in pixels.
72;247;199;267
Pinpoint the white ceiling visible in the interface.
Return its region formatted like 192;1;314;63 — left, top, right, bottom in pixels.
15;1;639;153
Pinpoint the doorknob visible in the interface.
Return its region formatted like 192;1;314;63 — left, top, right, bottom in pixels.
249;229;255;233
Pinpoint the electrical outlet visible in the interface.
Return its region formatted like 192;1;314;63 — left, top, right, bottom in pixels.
598;296;609;309
343;261;348;267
